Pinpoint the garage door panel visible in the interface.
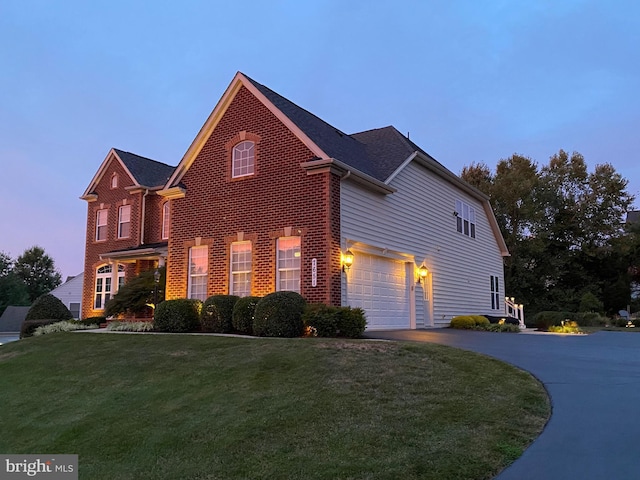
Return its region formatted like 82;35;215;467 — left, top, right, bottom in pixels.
347;253;410;330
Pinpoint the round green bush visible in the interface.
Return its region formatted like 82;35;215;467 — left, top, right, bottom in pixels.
253;291;307;337
201;295;239;333
471;315;490;327
303;304;339;337
336;306;367;337
232;296;261;335
450;315;476;329
154;299;201;332
25;294;73;321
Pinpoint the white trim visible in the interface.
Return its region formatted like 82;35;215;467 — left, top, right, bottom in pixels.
229;241;252;296
188;245;208;301
276;236;301;293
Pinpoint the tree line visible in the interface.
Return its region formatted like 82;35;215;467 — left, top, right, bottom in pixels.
462;150;639;316
0;246;62;315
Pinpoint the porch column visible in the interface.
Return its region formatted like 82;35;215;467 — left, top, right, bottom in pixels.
110;259;119;295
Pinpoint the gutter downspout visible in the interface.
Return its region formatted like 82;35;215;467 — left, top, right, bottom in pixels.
140;189;150;245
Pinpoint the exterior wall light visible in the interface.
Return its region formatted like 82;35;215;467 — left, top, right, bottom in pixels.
417;264;428;283
342;249;354;272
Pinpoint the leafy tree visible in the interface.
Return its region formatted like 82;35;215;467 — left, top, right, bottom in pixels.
0;251;30;316
105;267;165;317
462;150;635;316
13;246;62;303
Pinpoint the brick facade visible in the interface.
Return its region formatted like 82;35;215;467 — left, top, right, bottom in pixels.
166;86;341;305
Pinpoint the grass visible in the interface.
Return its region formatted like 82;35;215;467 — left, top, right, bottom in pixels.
0;333;550;480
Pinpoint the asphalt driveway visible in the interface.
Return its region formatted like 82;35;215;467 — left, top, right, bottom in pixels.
364;329;640;480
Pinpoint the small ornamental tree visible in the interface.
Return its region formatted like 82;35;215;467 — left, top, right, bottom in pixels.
105;267;165;317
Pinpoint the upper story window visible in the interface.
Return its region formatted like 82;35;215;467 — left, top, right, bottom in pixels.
188;246;208;301
110;174;118;189
232;141;255;178
161;202;170;240
230;241;252;297
118;205;131;239
277;236;301;293
96;209;108;241
455;199;476;238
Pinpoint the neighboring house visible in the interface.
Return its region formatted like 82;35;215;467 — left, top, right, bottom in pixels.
50;273;84;319
0;306;29;333
627;210;640;225
80;72;510;329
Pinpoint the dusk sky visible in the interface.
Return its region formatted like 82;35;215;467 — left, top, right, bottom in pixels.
1;0;639;279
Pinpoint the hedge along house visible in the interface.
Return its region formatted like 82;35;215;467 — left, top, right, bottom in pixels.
80;72;510;329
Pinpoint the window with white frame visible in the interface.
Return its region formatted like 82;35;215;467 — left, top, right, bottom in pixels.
232;141;255;178
188;246;208;301
455;199;476;238
69;302;80;319
96;209;108;241
118;205;131;239
162;202;170;240
111;174;118;189
277;236;301;293
491;275;500;310
94;264;125;310
230;241;252;297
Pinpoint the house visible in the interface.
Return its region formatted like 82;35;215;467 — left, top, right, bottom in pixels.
49;273;84;319
80;72;510;329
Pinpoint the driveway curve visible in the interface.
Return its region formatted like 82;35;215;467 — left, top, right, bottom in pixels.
364;329;640;480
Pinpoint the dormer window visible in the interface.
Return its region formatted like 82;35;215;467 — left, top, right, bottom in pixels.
111;174;118;189
232;141;255;178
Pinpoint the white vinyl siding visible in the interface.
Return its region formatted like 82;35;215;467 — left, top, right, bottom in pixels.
230;241;252;297
341;161;505;327
277;237;301;292
188;246;208;301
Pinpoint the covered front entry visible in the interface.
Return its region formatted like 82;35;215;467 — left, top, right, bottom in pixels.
346;252;412;330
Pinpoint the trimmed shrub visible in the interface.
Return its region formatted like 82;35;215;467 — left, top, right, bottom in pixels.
303;304;339;337
154;299;201;333
253;291;307;337
531;311;574;330
450;316;476;329
79;317;106;326
107;321;154;332
471;315;490;327
34;321;99;336
336;306;367;338
548;321;581;334
232;296;261;335
484;323;520;333
201;295;239;333
25;294;73;321
575;312;608;327
20;319;59;338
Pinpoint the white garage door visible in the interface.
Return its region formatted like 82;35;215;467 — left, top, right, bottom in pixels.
347;253;411;330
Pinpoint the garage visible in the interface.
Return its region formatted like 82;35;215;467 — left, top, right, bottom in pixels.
346;252;411;329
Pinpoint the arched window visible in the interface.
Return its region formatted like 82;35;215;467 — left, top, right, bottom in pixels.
232;141;255;178
94;264;125;310
111;174;118;189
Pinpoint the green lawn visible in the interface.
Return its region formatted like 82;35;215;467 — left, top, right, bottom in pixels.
0;333;549;479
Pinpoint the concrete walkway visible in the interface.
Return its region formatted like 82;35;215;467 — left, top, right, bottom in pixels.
364;329;640;480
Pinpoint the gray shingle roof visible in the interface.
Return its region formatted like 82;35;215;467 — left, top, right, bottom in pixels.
0;306;29;333
114;149;176;188
243;74;438;182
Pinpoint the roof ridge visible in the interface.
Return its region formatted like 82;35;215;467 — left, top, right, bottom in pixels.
241;74;353;139
113;148;176;168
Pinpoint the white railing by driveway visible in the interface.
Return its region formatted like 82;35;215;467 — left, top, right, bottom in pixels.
505;297;525;329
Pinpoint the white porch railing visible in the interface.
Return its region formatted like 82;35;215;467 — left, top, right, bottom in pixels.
505;297;525;329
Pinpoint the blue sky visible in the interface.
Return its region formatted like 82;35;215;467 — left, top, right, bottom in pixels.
1;0;638;279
